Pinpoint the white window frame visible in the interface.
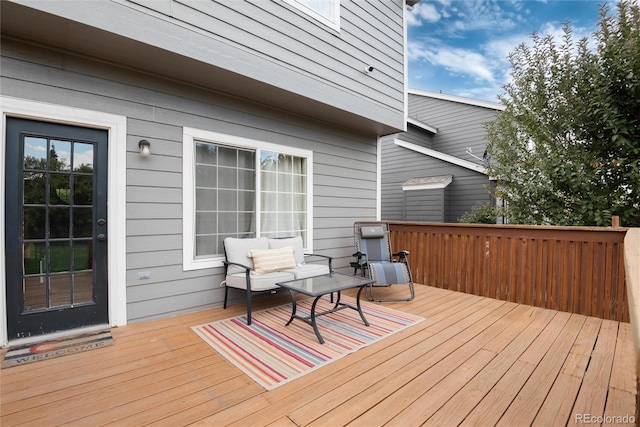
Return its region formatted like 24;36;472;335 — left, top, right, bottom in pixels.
284;0;340;32
182;128;314;271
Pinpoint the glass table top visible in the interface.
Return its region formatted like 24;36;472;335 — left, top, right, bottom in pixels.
276;272;374;296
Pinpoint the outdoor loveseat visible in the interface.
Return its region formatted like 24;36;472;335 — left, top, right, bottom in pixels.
222;236;333;324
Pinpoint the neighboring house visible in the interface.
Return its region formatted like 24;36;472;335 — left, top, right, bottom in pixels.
0;0;413;344
380;89;504;223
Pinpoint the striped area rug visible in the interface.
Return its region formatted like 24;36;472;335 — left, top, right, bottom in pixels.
191;296;424;390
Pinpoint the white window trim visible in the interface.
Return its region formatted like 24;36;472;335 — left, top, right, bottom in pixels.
0;96;128;345
182;128;314;271
283;0;340;32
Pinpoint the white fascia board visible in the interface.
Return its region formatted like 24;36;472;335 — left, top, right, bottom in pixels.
407;117;437;134
394;139;487;174
408;89;505;111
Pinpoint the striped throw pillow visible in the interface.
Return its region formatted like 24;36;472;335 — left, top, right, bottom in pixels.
250;246;297;274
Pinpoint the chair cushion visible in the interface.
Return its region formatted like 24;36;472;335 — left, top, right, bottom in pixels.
224;237;269;274
360;225;385;238
360;237;389;262
269;236;305;265
250;246;297;274
369;262;411;285
225;271;293;291
285;263;329;279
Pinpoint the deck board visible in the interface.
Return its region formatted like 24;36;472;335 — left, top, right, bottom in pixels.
0;285;635;426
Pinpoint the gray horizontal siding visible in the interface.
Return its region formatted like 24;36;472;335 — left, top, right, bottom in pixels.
407;93;500;159
2;38;378;323
382;92;499;223
380;136;491;223
15;0;406;131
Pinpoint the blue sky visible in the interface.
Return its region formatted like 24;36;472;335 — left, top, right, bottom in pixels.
407;0;608;102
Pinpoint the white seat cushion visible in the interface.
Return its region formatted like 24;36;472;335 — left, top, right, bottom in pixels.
285;263;330;279
225;271;293;291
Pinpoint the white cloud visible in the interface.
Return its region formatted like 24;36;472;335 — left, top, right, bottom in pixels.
408;2;441;26
408;40;497;83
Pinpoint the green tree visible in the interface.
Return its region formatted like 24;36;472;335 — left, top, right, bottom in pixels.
486;1;640;226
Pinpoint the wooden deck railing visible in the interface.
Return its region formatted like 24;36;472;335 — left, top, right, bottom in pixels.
388;221;629;322
624;228;640;421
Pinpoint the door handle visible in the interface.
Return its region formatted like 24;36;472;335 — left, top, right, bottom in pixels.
97;218;106;226
97;233;106;242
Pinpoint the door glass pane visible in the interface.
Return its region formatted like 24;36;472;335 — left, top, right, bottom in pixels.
50;140;71;171
24;276;47;311
24;242;46;275
49;273;71;307
74;142;94;171
23;172;46;204
24;207;46;239
73;241;93;271
49;207;70;238
50;173;71;205
49;241;71;273
73;175;93;205
73;272;94;304
23;137;47;169
73;207;93;237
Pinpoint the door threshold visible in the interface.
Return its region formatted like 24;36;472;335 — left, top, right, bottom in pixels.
5;324;111;348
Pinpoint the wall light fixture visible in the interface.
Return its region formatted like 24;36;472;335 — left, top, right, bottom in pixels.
138;139;151;157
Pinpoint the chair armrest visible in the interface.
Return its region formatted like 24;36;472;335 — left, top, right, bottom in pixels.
223;260;253;291
303;253;333;272
393;250;410;259
223;260;252;274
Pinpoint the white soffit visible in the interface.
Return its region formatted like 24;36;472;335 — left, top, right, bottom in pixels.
402;175;452;190
394;139;487;174
407;117;437;134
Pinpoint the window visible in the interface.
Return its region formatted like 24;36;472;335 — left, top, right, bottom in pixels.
284;0;340;30
183;128;313;270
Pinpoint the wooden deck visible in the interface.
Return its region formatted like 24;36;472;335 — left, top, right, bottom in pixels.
1;285;636;426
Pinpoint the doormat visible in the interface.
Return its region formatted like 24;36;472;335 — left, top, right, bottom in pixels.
1;330;113;368
192;296;424;390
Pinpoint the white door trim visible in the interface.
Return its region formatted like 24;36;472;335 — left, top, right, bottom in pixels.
0;96;127;345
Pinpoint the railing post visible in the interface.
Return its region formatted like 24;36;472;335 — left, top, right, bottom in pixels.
624;228;640;423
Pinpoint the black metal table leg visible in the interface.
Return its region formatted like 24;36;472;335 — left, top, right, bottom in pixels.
309;296;325;344
285;289;297;326
355;285;370;326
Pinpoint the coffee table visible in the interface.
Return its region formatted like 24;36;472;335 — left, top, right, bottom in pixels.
276;272;374;344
